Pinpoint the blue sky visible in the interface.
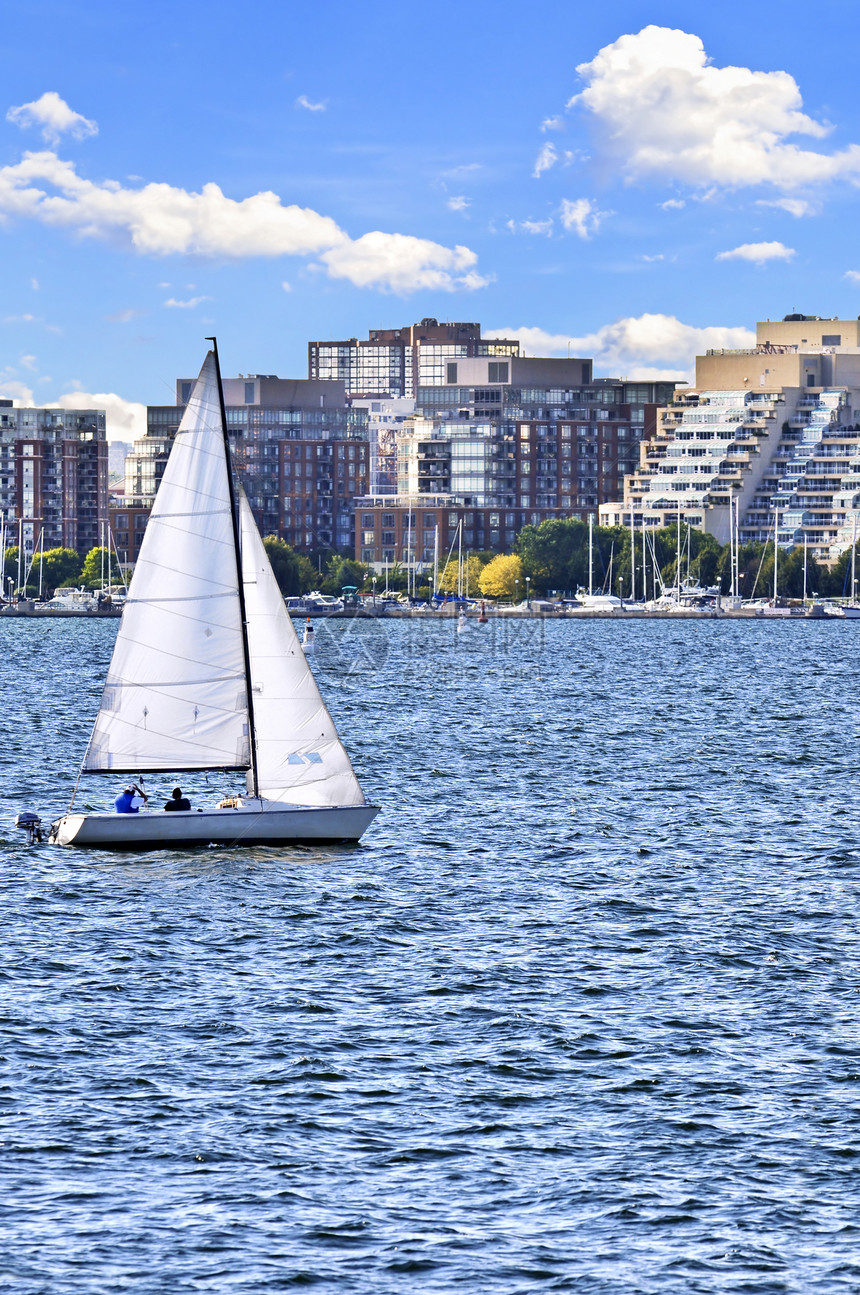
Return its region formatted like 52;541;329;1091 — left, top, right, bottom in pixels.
2;0;860;437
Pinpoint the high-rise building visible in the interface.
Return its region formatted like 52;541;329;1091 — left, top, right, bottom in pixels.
131;374;369;552
308;318;522;398
0;400;108;562
354;359;676;567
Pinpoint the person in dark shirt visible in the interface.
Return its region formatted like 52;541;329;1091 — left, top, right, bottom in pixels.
164;787;191;811
115;783;147;813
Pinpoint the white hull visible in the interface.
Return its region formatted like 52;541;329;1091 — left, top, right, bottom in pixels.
50;801;380;849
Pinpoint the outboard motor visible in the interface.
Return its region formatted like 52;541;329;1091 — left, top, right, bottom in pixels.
15;811;43;844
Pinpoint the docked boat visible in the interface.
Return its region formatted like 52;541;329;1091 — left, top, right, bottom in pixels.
49;345;379;849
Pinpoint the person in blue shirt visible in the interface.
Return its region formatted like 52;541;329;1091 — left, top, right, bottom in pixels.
115;783;148;813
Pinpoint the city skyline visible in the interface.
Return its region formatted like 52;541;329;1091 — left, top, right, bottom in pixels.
2;0;860;439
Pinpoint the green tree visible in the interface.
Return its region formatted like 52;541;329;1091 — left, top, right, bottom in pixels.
320;554;369;595
3;544;83;594
479;553;522;600
80;546;124;588
263;536;317;596
39;548;82;593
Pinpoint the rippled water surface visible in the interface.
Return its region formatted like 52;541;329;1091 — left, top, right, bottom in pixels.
3;615;860;1292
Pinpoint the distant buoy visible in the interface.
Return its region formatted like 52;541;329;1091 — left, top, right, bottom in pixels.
478;600;488;624
302;617;315;654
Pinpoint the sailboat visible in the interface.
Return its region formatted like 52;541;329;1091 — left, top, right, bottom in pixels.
49;346;379;849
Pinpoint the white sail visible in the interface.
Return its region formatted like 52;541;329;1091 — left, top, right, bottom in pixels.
239;492;366;807
83;353;251;772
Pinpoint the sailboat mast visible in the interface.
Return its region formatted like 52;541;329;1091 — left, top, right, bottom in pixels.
207;337;260;799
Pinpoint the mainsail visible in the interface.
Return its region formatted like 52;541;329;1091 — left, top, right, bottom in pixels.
82;353;251;772
239;492;366;808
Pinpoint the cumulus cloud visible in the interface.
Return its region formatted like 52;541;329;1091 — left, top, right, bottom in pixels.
447;195;470;211
0;146;486;294
47;392;146;442
756;197;818;217
570;25;860;191
320;232;489;293
541;115;564;132
486;314;756;382
844;270;860;284
0;376;36;404
716;240;795;264
7;92;97;146
559;197;603;238
533;143;558;178
660;198;685;210
296;95;326;112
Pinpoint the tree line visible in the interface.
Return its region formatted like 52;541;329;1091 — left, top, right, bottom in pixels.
9;524;857;603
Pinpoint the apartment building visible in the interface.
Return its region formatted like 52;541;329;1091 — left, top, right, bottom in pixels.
356;497;574;568
308;318;522;398
602;314;860;560
0;400;108;560
356;362;675;566
129;374;369;552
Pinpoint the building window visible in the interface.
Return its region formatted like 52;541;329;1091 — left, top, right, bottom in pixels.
447;362;458;383
244;382;255;404
488;361;509;383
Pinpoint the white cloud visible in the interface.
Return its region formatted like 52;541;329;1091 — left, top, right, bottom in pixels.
571;25;860;191
296;95;326;112
756;197;818;217
281;280;292;292
716;241;795;264
541;115;564;132
641;253;664;262
163;295;211;308
559;197;603;238
47;392;146;443
0;374;35;404
533;143;558;178
320;232;489;293
521;218;553;236
7;92;97;146
486;313;756;382
30;277;39;290
447;195;470;211
845;271;860;284
660;198;685;210
19;354;37;370
0;148;486;294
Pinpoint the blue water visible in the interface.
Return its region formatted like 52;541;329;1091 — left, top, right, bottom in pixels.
3;616;860;1292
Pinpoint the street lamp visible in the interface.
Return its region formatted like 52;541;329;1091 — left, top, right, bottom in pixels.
514;577;519;606
372;575;377;606
525;576;531;609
